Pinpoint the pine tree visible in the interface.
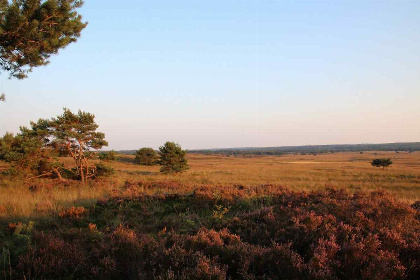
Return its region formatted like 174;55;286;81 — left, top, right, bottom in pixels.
0;0;87;79
49;108;108;182
158;142;189;173
0;108;108;181
0;119;63;179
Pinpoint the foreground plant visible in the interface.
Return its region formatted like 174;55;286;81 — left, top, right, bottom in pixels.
2;185;418;279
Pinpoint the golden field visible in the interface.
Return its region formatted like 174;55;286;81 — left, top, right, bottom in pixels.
0;151;419;218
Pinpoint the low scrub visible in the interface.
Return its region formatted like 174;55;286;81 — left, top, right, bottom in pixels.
1;185;419;279
98;150;117;161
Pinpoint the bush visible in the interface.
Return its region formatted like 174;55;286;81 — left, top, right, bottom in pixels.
94;163;115;178
134;148;158;166
98;150;117;161
61;167;79;180
371;158;393;169
60;164;115;180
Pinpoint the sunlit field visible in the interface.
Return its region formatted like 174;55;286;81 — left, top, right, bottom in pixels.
1;151;419;219
1;151;419;279
120;151;420;200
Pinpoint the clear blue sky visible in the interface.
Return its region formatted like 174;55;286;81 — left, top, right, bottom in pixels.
1;0;419;150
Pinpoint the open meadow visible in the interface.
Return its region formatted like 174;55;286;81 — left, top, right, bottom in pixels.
113;151;420;201
2;151;419;219
1;152;420;279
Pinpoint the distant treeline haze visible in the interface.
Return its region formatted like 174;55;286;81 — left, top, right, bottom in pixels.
118;142;420;156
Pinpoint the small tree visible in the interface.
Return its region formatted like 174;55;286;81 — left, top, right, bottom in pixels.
49;108;108;182
158;142;189;173
135;147;158;166
371;158;393;170
0;109;107;181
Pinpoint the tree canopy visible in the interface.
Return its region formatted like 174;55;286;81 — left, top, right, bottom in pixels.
135;147;158;166
0;0;87;79
0;119;62;178
158;142;189;173
371;158;393;170
0;108;108;181
48;108;108;181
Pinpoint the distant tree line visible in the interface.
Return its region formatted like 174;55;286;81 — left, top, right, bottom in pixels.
188;143;420;156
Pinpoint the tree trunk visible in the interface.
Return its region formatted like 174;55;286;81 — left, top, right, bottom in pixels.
52;167;66;182
80;163;85;182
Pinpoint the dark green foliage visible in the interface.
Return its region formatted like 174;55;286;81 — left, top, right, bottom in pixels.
134;147;158;166
48;108;108;182
61;167;79;180
0;121;59;177
158;142;189;173
94;163;115;178
0;108;107;181
0;221;34;275
60;163;115;180
98;150;117;161
0;0;87;79
0;132;15;160
371;158;393;169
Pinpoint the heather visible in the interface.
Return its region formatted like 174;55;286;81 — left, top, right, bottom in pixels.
1;182;419;279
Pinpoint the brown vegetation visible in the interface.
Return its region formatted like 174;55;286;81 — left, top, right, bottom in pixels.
0;184;418;279
0;152;419;279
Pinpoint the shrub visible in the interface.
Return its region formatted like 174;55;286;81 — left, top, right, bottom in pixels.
60;164;115;180
7;186;420;279
58;206;87;220
94;163;115;178
98;150;117;161
371;158;393;169
134;148;158;165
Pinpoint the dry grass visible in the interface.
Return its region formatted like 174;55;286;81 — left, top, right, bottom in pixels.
113;151;420;200
0;151;419;218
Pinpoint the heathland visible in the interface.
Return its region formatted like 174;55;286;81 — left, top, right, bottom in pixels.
2;151;419;218
0;151;419;279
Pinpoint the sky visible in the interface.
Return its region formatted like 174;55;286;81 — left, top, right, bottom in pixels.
1;0;420;150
